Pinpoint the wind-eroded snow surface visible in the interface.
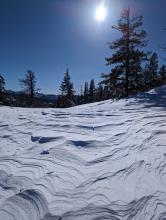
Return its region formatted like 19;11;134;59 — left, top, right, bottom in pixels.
0;86;166;220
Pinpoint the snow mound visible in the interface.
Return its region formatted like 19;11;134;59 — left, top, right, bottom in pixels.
0;86;166;219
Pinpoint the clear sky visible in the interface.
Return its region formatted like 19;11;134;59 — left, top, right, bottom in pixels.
0;0;165;94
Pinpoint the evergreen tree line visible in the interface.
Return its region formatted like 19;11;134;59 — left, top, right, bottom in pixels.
0;70;39;107
0;8;166;108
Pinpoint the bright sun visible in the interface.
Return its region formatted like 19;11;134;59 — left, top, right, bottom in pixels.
95;4;107;22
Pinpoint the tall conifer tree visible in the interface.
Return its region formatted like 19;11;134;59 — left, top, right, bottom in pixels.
106;7;148;96
20;70;38;106
0;74;6;103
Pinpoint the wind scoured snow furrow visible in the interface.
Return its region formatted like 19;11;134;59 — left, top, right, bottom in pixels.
0;86;166;219
0;189;48;220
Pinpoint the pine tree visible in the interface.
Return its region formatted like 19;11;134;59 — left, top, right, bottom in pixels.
84;82;89;103
129;50;144;93
78;85;84;104
89;79;96;101
56;95;63;108
20;70;38;106
0;74;6;103
106;7;148;97
80;85;83;98
59;69;75;107
96;84;104;101
100;67;123;98
159;65;166;85
60;69;74;98
100;73;111;98
143;64;151;90
148;52;159;87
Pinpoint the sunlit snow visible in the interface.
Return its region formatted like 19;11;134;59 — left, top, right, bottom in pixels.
0;86;166;219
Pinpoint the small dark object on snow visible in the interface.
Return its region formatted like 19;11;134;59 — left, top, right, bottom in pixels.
42;111;47;115
41;150;49;155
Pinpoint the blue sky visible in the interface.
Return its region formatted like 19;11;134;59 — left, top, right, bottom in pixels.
0;0;165;94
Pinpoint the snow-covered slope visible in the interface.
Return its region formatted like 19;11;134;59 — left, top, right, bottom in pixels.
0;86;166;220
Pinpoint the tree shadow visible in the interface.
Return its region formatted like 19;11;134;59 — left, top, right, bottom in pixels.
134;86;166;109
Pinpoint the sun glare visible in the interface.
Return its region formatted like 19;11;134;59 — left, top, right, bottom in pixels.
95;4;107;22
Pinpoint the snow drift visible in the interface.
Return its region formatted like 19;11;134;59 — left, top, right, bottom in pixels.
0;86;166;220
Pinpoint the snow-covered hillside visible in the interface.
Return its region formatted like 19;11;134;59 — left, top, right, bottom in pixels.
0;86;166;220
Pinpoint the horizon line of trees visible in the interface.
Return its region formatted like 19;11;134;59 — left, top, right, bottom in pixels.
0;7;166;108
